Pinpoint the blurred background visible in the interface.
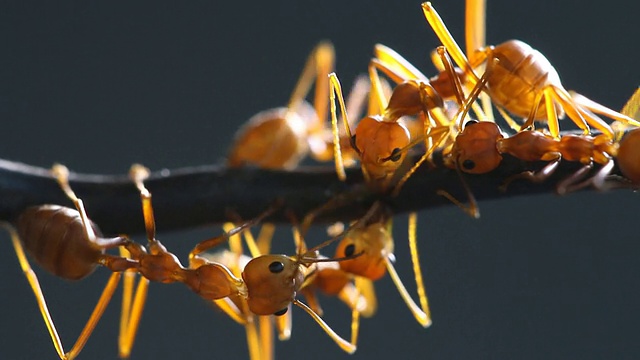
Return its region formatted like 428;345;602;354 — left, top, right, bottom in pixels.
1;0;639;359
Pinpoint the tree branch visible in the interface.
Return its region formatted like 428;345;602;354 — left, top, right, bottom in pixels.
0;143;625;235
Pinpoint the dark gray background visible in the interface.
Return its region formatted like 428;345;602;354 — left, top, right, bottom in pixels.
1;1;639;359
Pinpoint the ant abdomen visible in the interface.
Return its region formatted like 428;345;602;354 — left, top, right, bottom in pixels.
16;205;103;280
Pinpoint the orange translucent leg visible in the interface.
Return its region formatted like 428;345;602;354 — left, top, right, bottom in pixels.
465;0;486;65
353;277;377;317
274;304;292;341
314;75;370;165
258;315;274;360
621;87;640;119
329;73;352;182
545;86;613;139
51;164;98;244
383;236;431;327
5;225;121;360
391;125;451;197
190;205;277;259
287;41;335;132
372;44;428;82
292;299;357;354
117;274;149;359
571;91;640;129
422;2;479;86
239;302;262;360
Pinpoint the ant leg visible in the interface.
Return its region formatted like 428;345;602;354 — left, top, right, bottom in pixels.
292;299;357;354
239;304;262;360
546;87;591;136
436;46;466;106
373;44;428;82
556;163;594;195
571;91;640;128
520;91;545;134
500;156;561;192
328;73;352;182
383;231;432;327
190;205;276;259
257;315;274;360
287;42;334;133
560;160;615;194
465;0;486;65
422;2;480;85
315;76;371;165
51;164;99;244
129;165;157;245
436;159;480;218
407;212;431;325
353;277;377;318
621;87;640;120
391;125;451;197
274;304;292;341
495;106;521;132
117;271;148;359
4;224;121;360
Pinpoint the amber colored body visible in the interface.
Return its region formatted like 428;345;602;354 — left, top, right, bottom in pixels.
335;221;393;282
353;115;411;182
484;40;564;121
17;205;103;280
616;128;640;182
451;121;618;174
421;2;640;140
227;105;314;169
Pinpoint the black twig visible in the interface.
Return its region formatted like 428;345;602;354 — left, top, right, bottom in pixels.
0;142;628;236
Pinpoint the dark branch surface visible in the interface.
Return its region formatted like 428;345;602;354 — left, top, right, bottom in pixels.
0;148;625;235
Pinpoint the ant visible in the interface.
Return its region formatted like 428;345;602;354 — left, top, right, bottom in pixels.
122;164;361;355
1;164;138;360
421;1;640;139
331;202;432;328
303;201;432;329
448;84;640;195
329;44;470;193
227;41;369;171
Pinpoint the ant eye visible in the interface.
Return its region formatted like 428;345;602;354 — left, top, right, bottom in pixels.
389;148;402;162
344;243;356;257
268;261;285;274
274;308;288;316
462;159;476;170
464;120;479;128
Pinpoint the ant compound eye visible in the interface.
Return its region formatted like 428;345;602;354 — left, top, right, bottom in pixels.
462;159;476;170
464;120;479;128
274;308;288;316
344;243;356;257
389;148;402;162
268;261;285;274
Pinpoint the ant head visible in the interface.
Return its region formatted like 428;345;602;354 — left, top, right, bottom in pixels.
354;116;411;181
334;221;393;281
242;254;304;316
386;80;443;120
452;121;503;174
